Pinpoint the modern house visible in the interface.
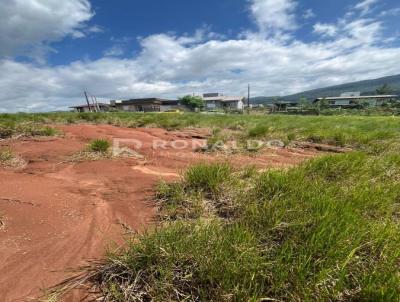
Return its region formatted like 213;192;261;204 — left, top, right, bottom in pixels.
202;93;245;111
109;98;183;112
70;103;110;112
314;92;398;108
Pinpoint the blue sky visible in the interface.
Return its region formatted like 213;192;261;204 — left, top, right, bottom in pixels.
1;0;400;112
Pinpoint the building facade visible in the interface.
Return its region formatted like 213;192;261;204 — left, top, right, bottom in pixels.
314;92;398;108
202;93;245;111
110;98;183;112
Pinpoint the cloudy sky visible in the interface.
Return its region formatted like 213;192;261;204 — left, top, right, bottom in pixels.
1;0;400;112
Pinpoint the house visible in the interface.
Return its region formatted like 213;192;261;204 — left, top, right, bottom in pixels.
70;103;110;112
202;93;245;111
314;92;398;108
110;98;184;112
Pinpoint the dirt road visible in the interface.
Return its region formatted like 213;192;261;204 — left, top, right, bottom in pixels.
0;124;318;301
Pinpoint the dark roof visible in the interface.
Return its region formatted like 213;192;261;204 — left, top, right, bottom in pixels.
161;100;179;105
114;98;167;106
111;98;179;106
274;101;299;105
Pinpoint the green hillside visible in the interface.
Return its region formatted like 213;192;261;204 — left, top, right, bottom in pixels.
253;74;400;104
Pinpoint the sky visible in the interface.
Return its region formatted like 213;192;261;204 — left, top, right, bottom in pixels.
1;0;400;112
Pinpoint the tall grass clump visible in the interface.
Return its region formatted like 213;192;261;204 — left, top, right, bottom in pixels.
247;124;269;138
184;162;232;196
157;163;235;220
88;139;111;153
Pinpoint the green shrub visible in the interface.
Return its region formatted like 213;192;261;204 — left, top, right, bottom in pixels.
88;139;111;153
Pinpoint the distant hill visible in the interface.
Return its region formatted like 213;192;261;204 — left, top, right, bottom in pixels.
252;74;400;104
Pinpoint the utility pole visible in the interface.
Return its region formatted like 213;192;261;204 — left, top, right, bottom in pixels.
247;84;251;115
84;91;92;112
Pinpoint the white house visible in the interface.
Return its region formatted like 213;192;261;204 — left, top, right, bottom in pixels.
202;93;245;110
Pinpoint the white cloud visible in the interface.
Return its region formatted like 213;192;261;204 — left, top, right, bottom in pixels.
0;0;94;57
0;0;400;112
249;0;297;33
354;0;378;15
379;7;400;17
103;45;125;57
303;9;315;19
313;23;338;37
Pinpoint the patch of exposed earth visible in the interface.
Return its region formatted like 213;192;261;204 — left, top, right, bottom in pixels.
0;124;320;301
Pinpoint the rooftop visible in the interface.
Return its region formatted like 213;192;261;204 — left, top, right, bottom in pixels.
315;95;398;102
202;95;245;102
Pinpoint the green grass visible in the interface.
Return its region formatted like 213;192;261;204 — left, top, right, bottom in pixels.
88;139;111;153
0;118;58;138
1;112;400;148
52;149;400;301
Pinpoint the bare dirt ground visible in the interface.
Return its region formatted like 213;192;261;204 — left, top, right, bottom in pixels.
0;124;320;301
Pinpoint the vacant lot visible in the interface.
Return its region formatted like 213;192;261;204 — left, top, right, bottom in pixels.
0;113;399;301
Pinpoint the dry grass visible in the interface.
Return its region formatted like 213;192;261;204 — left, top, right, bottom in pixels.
0;148;26;169
65;150;114;163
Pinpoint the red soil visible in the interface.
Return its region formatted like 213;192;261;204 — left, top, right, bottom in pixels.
0;124;319;301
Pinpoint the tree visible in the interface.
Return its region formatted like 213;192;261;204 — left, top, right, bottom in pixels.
179;95;205;110
299;96;312;110
376;84;394;95
318;98;330;109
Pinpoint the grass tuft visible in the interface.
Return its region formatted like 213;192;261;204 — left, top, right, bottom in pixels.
88;139;111;153
0;148;13;162
184;162;232;197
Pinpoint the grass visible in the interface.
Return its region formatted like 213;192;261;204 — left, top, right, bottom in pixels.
0;148;13;162
63;139;112;162
1;112;400;149
0;119;58;139
0;147;25;168
88;139;111;153
50;149;400;301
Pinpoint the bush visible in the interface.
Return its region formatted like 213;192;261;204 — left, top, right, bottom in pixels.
88;139;111;153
